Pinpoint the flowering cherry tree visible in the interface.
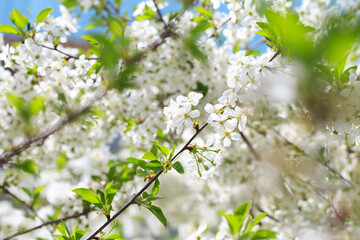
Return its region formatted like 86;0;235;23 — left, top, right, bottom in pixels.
0;0;360;239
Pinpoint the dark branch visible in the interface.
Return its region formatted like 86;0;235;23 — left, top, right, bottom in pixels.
208;17;231;39
3;207;90;240
269;49;280;62
153;0;166;25
40;45;99;60
273;129;354;187
86;123;208;240
239;131;261;161
0;89;107;167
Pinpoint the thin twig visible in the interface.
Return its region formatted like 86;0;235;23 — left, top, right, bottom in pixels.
0;89;107;167
208;17;231;39
273;129;354;187
40;45;99;60
269;49;280;62
3;207;90;240
152;0;166;25
239;131;261;161
0;185;35;213
86;123;208;240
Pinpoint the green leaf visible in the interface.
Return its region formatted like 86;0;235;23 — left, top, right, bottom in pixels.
136;169;149;177
136;4;157;21
191;21;211;36
142;152;158;161
156;144;169;157
193;81;209;97
169;145;176;160
146;205;167;227
30;96;45;117
19;159;39;175
22;187;32;197
172;161;184;174
151;179;160;197
74;230;88;240
11;9;29;29
251;230;277;239
335;53;349;80
54;235;70;240
238;233;254;240
194;6;213;19
246;212;267;232
245;50;262;56
150;142;158;156
234;201;252;218
36;8;53;24
225;214;241;235
57;221;70;237
0;24;20;35
126;157;147;169
145;160;164;172
72;188;102;208
33;185;45;202
105;181;119;206
106;234;124;239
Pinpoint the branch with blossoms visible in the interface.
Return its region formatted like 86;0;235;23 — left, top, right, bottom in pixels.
0;9;185;168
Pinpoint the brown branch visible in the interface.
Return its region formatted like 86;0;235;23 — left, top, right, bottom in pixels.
153;0;166;25
208;17;231;39
239;131;261;161
269;49;280;62
273;129;354;188
1;185;35;213
86;123;208;240
40;45;99;60
3;207;90;240
0;89;107;167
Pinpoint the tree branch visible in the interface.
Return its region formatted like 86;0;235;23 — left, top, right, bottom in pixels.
239;130;261;161
40;45;99;60
3;207;90;240
86;123;208;240
0;89;107;167
153;0;166;25
208;17;231;39
273;129;354;187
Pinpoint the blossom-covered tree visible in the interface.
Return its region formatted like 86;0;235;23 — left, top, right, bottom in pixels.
1;0;360;239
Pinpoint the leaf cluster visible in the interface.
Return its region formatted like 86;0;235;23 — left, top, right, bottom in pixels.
256;9;314;59
72;181;120;218
224;202;276;239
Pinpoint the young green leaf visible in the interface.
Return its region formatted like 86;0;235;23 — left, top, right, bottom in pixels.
151;179;160;197
0;24;20;35
224;214;241;236
18;159;39;175
251;229;277;239
194;6;213;20
150;142;158;156
246;212;267;233
172;161;184;174
36;8;53;24
234;201;252;219
145;160;164;172
30;96;44;117
106;234;124;239
156;144;169;157
33;185;45;202
126;157;147;169
136;168;150;177
169;144;176;160
11;9;29;29
72;188;102;208
146;205;167;227
142;151;158;161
